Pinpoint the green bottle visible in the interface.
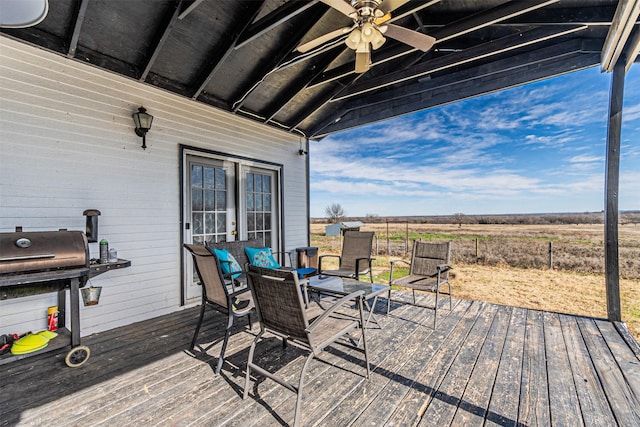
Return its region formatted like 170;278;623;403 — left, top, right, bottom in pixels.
99;239;109;264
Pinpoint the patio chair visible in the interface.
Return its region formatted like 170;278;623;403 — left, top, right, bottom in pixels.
206;239;294;291
244;266;370;427
388;241;452;328
318;230;375;282
183;243;254;374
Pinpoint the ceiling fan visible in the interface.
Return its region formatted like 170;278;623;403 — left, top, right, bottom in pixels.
296;0;436;73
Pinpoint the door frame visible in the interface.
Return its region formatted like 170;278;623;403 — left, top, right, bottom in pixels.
179;144;285;306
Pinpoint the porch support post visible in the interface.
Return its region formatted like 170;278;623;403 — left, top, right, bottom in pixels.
305;137;311;246
604;53;626;322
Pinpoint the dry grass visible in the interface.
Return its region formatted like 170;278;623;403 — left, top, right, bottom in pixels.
451;264;640;340
310;223;640;341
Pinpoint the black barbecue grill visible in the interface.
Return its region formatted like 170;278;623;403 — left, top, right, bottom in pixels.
0;229;92;367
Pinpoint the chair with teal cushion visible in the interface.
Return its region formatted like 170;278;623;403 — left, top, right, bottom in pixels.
183;243;254;374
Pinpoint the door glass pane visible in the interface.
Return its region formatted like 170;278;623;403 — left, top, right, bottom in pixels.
191;164;227;244
204;167;214;188
246;173;253;192
192;189;203;211
245;171;273;247
204;213;214;234
254;175;262;193
217;213;226;233
192;213;203;234
215;168;226;189
204;190;215;211
192;166;202;186
216;191;226;210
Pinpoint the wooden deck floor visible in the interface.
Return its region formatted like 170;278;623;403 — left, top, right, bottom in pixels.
2;292;639;426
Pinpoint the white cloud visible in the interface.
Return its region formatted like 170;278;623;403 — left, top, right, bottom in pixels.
310;67;640;216
568;154;604;163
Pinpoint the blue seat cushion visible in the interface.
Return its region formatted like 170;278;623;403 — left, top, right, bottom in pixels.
297;267;316;279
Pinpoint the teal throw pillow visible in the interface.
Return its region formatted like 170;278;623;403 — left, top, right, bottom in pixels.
245;247;281;269
212;248;242;279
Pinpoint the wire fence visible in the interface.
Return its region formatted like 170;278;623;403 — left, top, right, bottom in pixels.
370;235;639;279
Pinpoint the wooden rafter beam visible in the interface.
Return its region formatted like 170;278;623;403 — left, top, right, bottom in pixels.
67;0;89;57
601;0;640;72
140;1;183;81
235;0;319;50
231;4;328;112
178;0;205;20
288;74;362;132
310;51;599;137
337;39;597;113
262;50;345;124
332;24;587;102
191;1;266;100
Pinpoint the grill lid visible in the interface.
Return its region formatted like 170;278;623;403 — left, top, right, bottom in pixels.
0;230;89;275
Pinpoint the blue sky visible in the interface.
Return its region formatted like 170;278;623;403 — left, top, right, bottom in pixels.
309;66;640;218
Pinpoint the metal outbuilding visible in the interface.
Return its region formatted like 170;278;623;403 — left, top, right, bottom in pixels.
325;221;365;236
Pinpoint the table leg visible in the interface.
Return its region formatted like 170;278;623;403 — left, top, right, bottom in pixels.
357;295;370;377
363;296;383;329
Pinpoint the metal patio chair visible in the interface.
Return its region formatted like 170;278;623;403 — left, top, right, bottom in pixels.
244;266;370;427
183;243;254;374
388;241;452;328
319;230;375;282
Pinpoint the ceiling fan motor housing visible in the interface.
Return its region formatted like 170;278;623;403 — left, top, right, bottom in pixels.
350;0;383;19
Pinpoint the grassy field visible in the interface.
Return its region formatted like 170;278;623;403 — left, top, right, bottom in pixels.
310;223;640;340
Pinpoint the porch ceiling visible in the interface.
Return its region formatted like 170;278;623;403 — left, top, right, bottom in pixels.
1;0;635;139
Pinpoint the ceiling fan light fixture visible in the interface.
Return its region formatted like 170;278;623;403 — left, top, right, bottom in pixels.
360;22;375;43
371;29;386;50
345;28;361;50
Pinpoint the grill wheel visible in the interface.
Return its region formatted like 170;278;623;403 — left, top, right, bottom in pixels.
65;345;90;368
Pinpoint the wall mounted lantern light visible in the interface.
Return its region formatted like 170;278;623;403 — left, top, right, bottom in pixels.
132;106;153;150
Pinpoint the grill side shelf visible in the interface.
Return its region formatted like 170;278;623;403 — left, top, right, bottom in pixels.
89;259;131;278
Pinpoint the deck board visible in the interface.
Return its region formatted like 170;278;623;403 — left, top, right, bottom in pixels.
325;299;471;427
485;306;527;427
449;305;512;427
559;314;615;426
385;300;485;426
517;308;550;426
1;290;639;427
417;304;498;426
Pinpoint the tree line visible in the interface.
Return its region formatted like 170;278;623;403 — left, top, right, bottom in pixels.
313;209;640;226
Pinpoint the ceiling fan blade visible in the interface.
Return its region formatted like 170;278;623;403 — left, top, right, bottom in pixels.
296;26;353;53
355;51;371;73
382;24;435;52
320;0;357;18
378;0;411;15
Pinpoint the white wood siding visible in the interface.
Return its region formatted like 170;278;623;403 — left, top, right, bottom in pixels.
0;36;309;336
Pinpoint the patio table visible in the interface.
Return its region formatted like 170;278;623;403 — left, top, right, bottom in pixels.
304;275;390;329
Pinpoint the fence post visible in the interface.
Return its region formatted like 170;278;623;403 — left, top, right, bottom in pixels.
386;220;390;255
405;222;409;253
475;238;479;261
548;241;553;269
375;234;379;256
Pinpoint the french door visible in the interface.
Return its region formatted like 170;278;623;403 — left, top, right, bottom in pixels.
182;151;281;304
